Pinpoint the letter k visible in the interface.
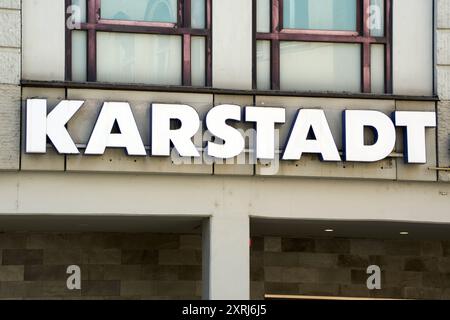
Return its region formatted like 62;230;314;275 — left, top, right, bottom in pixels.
26;99;84;154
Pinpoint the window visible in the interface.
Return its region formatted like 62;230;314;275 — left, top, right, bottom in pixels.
66;0;212;87
254;0;391;94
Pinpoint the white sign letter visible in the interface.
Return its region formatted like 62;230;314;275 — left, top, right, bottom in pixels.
151;104;200;157
26;99;84;154
367;265;381;290
393;111;436;164
66;265;81;290
344;110;396;162
283;109;340;161
245;106;286;159
85;102;146;156
206;104;245;159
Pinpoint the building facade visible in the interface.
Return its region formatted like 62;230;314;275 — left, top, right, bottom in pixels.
0;0;449;299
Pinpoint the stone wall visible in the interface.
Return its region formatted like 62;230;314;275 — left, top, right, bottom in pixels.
0;232;202;299
437;0;450;181
0;0;20;170
251;236;450;300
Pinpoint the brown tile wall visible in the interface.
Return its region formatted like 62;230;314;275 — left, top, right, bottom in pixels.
0;232;202;300
251;236;450;300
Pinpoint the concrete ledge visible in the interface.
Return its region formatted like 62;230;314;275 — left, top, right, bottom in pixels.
20;80;440;102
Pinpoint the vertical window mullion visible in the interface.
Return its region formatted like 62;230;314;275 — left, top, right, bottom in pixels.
252;0;257;89
385;0;392;93
177;0;184;27
87;33;97;82
271;40;280;91
278;0;283;32
95;0;100;21
183;34;192;86
362;0;371;93
271;0;280;90
184;0;191;28
356;0;363;35
206;0;213;87
362;42;371;93
65;0;73;81
182;0;192;86
87;0;98;81
271;0;280;32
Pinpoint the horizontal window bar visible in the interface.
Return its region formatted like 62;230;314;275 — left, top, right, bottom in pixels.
256;32;387;44
78;23;209;36
98;19;176;28
280;29;359;36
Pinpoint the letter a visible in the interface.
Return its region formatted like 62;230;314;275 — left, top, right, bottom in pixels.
66;265;81;290
366;265;381;290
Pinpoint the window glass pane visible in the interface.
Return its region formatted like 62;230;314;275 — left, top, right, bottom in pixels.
72;31;87;82
257;0;271;33
97;32;181;85
280;42;361;92
283;0;356;31
191;0;205;29
371;44;385;94
370;0;384;37
257;40;270;90
191;36;205;86
71;0;86;24
101;0;177;23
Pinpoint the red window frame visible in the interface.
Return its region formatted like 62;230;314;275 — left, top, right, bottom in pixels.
253;0;392;93
65;0;212;87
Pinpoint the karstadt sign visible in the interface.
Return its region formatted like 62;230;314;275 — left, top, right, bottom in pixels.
25;99;436;164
